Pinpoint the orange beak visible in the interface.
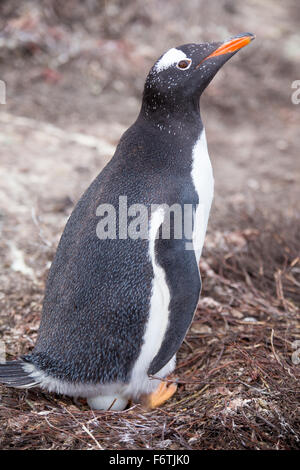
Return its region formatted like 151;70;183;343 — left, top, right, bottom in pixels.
196;33;255;68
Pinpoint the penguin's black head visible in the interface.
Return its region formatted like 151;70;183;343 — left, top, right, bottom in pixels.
142;33;255;118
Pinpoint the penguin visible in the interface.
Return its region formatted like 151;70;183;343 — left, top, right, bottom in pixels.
0;33;255;410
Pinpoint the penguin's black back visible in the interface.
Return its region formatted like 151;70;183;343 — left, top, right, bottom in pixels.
24;114;202;384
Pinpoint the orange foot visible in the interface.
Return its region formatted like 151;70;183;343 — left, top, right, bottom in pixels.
144;381;178;409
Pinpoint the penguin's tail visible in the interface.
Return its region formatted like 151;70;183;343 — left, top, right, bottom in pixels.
0;360;40;389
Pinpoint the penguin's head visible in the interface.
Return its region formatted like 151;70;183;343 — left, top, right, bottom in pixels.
142;33;255;115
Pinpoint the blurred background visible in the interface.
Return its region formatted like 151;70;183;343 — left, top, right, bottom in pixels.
0;0;299;450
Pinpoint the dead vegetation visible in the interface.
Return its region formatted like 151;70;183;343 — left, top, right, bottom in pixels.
0;209;299;450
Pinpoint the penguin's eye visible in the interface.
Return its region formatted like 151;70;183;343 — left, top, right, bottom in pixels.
176;59;192;70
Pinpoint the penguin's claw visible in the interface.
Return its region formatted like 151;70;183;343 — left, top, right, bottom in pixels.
146;381;177;409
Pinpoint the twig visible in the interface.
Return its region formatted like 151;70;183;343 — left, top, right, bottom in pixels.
62;406;103;450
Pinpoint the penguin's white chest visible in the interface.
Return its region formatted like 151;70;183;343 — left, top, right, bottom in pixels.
125;129;214;399
191;128;214;264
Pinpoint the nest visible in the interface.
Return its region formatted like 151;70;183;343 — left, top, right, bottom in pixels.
0;209;299;450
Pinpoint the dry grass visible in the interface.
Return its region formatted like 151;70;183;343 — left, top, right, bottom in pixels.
0;209;299;450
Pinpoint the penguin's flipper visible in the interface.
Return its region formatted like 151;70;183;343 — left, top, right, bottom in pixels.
0;360;40;388
144;380;177;409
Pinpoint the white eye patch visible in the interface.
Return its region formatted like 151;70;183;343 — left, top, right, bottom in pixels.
155;48;190;72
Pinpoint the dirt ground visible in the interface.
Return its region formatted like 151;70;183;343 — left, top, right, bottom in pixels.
0;0;299;450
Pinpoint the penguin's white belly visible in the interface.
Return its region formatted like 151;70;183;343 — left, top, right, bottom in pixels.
124;207;174;399
125;129;214;398
124;129;214;399
191;128;214;264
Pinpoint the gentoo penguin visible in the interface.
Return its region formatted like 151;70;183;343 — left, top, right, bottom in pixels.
0;33;254;410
